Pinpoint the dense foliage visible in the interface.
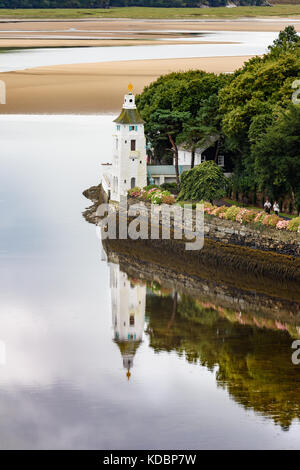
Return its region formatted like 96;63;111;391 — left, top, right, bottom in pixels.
219;25;300;208
136;70;229;183
178;161;227;202
0;0;268;8
137;26;300;211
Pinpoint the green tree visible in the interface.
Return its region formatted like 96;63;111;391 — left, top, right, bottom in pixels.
177;95;222;168
252;105;300;211
147;109;191;185
268;25;300;56
178;160;227;202
218;27;300;196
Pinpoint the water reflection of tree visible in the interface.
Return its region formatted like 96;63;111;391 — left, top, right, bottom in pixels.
146;293;300;430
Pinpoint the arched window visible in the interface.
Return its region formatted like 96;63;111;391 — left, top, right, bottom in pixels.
131;177;136;189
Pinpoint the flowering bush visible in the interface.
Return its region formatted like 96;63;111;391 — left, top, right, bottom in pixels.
224;206;240;221
151;193;163;205
236;208;248;224
201;203;297;232
276;220;289;230
266;214;281;227
128;187;173;205
261;214;280;227
254;211;266;223
262;215;271;225
288;217;300;232
239;210;257;223
162;195;175;205
212;205;227;216
128;187;141;197
203;202;214;214
145;187;160;200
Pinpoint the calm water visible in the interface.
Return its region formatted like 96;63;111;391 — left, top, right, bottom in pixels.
0;30;278;72
0;115;300;449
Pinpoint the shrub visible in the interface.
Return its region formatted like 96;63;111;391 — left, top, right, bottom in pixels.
276;220;289;230
177;161;227;202
210;205;227;218
254;211;266;223
128;187;141;197
235;208;248;224
262;215;271;225
151;193;163;205
224;206;240;221
162;195;175;205
143;184;159;191
160;182;179;193
240;210;257;223
145;187;159;200
266;214;281;227
288;217;300;232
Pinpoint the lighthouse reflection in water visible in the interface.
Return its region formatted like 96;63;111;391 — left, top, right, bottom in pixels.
109;261;146;379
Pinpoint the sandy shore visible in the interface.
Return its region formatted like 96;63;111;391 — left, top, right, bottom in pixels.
0;18;300;32
0;56;254;114
0;38;234;48
1;17;293;114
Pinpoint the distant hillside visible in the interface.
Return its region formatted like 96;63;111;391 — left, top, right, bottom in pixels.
270;0;300;3
0;0;272;9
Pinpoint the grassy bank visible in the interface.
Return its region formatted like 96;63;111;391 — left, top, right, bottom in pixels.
1;5;300;20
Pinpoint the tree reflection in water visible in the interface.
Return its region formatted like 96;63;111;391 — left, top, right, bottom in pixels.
145;291;300;430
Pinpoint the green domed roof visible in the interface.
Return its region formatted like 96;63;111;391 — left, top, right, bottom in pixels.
113;108;144;125
114;339;142;356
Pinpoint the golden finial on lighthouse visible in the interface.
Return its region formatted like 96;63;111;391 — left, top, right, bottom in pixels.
126;369;131;380
128;83;133;93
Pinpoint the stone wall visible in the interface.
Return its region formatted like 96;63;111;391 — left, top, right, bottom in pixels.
124;198;299;257
203;215;299;257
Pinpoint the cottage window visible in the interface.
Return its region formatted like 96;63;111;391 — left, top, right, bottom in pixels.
218;155;225;167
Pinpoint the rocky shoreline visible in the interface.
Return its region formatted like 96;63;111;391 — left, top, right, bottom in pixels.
82;184;300;291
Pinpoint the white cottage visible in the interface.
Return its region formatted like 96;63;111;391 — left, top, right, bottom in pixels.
102;84;147;202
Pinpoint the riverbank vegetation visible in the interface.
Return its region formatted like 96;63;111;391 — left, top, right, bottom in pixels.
127;184;300;232
136;26;300;214
1;5;300;19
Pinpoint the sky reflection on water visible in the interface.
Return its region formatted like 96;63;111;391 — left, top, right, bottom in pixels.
0;115;300;450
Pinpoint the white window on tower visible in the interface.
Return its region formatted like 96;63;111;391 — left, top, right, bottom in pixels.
129;125;134;131
218;155;225;167
116;138;118;150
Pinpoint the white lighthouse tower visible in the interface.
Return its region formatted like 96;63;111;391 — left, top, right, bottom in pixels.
109;262;146;379
110;84;147;202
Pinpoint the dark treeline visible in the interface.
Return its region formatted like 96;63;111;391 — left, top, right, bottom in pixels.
0;0;267;9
